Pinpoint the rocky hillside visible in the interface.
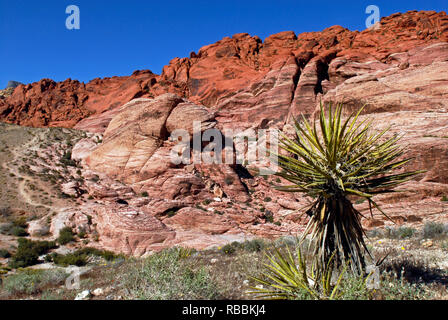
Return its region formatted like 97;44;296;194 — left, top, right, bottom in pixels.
0;10;447;256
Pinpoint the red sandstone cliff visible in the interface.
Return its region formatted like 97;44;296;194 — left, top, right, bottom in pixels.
1;10;447;131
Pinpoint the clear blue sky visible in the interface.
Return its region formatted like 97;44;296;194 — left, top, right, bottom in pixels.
0;0;446;88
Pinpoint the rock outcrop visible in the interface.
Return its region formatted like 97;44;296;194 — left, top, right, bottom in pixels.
1;11;447;131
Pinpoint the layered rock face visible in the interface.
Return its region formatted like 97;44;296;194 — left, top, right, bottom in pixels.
1;10;448;254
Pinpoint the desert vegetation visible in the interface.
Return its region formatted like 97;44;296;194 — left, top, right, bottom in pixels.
0;230;447;300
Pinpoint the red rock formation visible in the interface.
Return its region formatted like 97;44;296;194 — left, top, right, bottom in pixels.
1;11;447;130
0;70;184;128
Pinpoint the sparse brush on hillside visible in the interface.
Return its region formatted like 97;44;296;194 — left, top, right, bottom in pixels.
1;269;67;297
249;243;434;300
273;103;423;274
8;238;57;269
120;248;221;300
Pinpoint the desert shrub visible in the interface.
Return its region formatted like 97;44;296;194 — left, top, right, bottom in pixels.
9;238;57;268
141;191;149;197
366;228;383;238
174;247;196;259
380;255;446;285
5;217;30;237
10;226;29;237
397;227;416;239
12;216;28;228
221;244;236;255
46;252;87;267
262;210;274;223
263;197;272;202
0;249;11;258
60;150;76;167
274;236;299;248
1;269;67;296
77;230;86;239
243;239;266;252
423;222;446;239
122;248;220;300
45;247;120;267
57;227;75;245
384;226;416;239
224;176;234;185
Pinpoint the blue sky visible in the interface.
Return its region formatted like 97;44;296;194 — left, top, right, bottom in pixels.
0;0;446;88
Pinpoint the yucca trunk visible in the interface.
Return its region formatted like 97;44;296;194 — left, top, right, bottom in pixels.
305;194;367;274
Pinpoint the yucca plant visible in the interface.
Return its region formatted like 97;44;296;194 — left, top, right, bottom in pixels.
249;245;348;300
274;103;423;274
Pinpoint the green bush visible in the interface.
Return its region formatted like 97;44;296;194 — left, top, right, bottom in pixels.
366;228;383;238
423;222;446;239
57;227;75;245
2;269;67;296
385;226;416;239
45;247;120;267
0;217;29;236
60;151;76;167
243;239;266;252
263;210;274;223
221;244;236;255
0;249;11;258
10;226;28;237
224;176;234;185
9;238;57;269
46;252;87;267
